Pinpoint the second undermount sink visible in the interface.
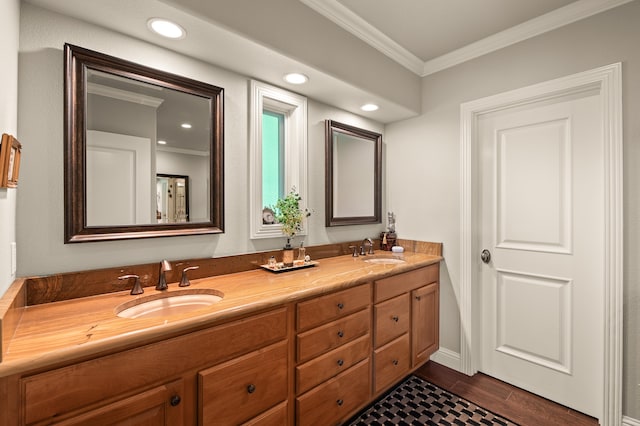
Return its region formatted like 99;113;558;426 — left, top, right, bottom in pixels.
116;288;224;319
364;257;406;265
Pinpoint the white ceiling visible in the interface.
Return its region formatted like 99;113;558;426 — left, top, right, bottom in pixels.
337;0;577;62
23;0;634;122
301;0;633;75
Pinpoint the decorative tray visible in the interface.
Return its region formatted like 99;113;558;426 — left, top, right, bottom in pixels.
260;261;318;273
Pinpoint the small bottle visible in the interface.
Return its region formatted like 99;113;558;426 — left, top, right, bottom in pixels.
294;243;306;266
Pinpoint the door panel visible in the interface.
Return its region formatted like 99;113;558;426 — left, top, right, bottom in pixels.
495;270;572;374
496;118;571;253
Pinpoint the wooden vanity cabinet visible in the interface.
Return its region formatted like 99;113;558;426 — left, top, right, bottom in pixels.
16;308;288;426
295;284;372;425
4;260;440;426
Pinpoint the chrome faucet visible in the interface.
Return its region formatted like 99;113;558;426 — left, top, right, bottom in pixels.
361;238;374;255
156;260;173;291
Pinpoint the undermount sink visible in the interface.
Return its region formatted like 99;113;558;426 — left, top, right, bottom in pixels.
115;288;224;319
364;257;406;265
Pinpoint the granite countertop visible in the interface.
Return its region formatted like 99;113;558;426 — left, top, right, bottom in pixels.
0;251;442;377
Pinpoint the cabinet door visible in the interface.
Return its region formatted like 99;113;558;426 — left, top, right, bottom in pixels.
411;282;439;367
53;379;184;426
199;341;288;425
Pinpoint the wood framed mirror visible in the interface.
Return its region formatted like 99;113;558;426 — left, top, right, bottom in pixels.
325;120;382;227
64;44;224;242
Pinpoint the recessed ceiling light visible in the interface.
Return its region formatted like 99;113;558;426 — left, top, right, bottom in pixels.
284;73;309;85
181;123;192;129
361;103;379;112
147;18;186;39
157;140;167;145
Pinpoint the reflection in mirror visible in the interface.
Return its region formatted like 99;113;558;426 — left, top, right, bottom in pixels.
64;44;224;242
325;120;382;227
156;174;189;223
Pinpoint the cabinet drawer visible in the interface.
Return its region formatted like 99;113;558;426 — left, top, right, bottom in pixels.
297;284;370;331
296;358;370;426
242;401;288;426
297;307;370;363
199;341;288;425
374;293;410;348
375;264;439;302
22;308;287;425
296;334;370;394
374;334;410;394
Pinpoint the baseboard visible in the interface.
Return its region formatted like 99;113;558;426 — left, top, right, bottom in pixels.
430;347;461;372
623;415;640;426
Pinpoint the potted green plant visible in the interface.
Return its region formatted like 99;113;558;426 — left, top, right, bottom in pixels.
273;188;310;266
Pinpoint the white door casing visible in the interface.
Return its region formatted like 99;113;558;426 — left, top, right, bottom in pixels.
479;93;603;417
460;63;623;425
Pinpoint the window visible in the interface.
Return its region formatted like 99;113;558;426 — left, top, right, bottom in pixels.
262;110;285;210
250;80;308;239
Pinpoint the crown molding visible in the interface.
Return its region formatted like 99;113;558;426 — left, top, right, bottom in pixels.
301;0;634;77
300;0;424;75
422;0;634;76
87;82;164;108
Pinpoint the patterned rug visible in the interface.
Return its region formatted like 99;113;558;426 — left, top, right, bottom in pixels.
347;375;518;426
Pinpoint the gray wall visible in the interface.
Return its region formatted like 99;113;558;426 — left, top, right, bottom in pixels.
16;3;385;276
0;0;20;296
386;1;640;419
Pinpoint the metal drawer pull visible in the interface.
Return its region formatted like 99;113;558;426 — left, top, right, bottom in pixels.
337;330;344;338
392;359;399;366
337;399;344;406
247;384;256;394
392;315;399;322
337;302;344;310
337;359;344;366
170;395;181;406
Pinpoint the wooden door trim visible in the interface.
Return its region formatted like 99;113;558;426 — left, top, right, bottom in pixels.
459;63;623;426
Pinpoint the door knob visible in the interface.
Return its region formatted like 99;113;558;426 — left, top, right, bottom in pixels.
481;249;491;264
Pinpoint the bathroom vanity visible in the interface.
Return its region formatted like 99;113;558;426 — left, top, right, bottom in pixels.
0;243;441;425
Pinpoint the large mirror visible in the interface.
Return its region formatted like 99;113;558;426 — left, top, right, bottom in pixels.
325;120;382;226
64;44;224;242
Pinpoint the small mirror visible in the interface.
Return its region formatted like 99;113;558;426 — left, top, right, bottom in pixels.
64;44;224;242
325;120;382;226
156;174;189;223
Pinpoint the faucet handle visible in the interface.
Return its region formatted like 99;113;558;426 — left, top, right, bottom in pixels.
348;246;359;257
179;266;200;287
118;274;143;295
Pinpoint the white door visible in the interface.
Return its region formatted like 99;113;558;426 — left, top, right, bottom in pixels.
86;130;152;226
478;90;604;418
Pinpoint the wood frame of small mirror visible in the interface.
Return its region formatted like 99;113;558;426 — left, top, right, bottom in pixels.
325;120;382;227
64;44;224;243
